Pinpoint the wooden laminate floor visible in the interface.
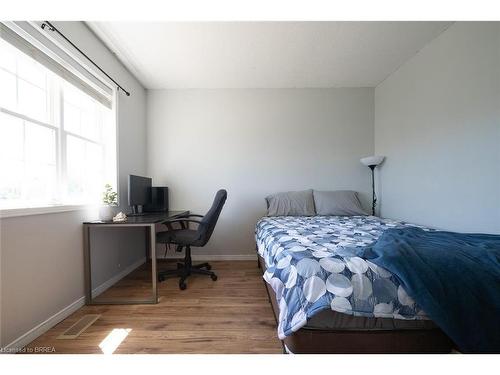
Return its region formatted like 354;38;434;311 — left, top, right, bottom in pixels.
25;260;283;354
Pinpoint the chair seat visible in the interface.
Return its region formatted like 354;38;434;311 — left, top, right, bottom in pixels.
157;229;203;246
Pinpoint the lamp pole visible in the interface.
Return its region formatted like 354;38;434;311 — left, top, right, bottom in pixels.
360;155;384;216
369;165;376;216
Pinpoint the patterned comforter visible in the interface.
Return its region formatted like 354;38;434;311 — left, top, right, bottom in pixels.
256;215;430;339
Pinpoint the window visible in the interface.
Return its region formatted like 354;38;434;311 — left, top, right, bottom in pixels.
0;33;117;211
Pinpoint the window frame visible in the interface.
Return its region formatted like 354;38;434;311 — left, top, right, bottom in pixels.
0;33;119;218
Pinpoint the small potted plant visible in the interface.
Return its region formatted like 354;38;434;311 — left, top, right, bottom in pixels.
100;184;118;221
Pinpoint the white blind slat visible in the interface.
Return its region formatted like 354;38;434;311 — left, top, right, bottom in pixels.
0;22;113;109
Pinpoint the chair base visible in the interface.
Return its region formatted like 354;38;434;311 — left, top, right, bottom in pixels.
158;246;217;290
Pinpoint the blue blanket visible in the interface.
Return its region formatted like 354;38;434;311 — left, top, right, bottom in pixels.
357;227;500;353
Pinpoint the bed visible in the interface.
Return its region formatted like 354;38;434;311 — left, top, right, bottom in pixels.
255;215;453;353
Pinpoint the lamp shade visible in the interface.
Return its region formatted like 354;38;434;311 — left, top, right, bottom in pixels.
360;155;385;167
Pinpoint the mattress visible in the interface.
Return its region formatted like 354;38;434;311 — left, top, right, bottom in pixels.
256;215;432;339
259;255;437;332
306;309;436;331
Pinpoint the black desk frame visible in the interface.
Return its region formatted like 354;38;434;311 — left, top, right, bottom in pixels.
83;211;188;305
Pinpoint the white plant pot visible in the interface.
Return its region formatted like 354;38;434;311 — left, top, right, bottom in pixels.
99;206;115;221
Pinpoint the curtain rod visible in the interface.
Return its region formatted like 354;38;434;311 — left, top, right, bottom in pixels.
41;21;131;97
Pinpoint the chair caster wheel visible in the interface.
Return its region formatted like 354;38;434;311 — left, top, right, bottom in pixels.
179;282;187;290
158;275;165;282
211;274;218;281
206;264;212;270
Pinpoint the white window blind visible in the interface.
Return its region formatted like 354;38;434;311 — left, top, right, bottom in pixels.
0;21;117;212
1;22;112;108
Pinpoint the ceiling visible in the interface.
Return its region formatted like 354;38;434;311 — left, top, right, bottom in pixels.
87;22;452;89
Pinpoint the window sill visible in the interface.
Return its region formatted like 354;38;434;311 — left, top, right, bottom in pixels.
0;204;93;219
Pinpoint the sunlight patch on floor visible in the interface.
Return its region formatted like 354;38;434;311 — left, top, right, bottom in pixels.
99;328;132;354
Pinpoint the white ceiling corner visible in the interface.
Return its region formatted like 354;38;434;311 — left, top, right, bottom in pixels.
87;22;153;85
87;21;452;89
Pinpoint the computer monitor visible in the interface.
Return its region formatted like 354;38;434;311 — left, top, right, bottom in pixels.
128;175;152;215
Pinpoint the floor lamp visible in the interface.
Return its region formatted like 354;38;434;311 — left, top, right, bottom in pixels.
360;155;385;216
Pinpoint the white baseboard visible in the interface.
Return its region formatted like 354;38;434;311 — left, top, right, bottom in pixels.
91;257;146;298
3;296;85;353
3;257;147;352
160;254;256;261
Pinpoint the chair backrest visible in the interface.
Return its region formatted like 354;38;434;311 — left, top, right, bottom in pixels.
197;189;227;246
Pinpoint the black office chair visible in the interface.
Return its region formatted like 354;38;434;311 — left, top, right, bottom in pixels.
157;189;227;290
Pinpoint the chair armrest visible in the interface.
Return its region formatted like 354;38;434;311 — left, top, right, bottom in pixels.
165;218;203;225
162;218;203;230
179;214;204;218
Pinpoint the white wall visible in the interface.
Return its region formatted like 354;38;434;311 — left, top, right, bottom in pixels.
375;22;500;233
147;88;374;256
0;22;147;347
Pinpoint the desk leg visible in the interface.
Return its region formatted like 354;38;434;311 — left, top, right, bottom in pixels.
83;224;92;304
150;224;158;303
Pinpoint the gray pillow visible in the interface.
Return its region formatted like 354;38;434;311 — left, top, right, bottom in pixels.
266;189;316;217
313;190;368;216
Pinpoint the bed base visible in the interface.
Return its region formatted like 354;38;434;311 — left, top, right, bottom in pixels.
258;255;454;354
